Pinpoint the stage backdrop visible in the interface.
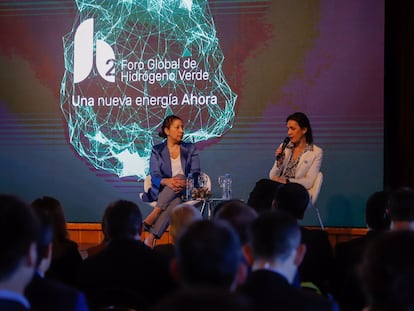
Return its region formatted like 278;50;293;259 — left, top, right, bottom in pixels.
0;0;384;227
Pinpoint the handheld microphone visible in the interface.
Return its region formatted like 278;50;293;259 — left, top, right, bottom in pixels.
276;137;290;161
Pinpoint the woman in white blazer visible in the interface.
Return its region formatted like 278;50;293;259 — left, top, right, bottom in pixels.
269;112;322;190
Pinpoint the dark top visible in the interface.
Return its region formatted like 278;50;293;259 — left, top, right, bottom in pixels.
25;271;89;311
331;230;381;311
77;238;177;310
299;227;334;295
0;299;29;311
153;243;176;263
85;240;108;258
152;287;254;311
239;269;339;311
46;238;83;287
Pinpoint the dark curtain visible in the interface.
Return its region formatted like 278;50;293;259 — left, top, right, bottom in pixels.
385;0;414;189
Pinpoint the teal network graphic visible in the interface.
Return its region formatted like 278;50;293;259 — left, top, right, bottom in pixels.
60;0;237;179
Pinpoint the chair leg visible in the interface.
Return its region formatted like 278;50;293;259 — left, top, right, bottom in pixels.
314;205;325;230
200;200;207;216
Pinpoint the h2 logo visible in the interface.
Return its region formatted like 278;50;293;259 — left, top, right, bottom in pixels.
73;18;115;83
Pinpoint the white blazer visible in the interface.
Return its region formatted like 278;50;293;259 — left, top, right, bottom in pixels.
269;143;323;190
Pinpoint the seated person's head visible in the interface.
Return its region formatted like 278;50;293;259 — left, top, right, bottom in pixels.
103;200;143;240
365;190;391;231
247;209;305;284
272;182;310;220
247;179;282;213
169;203;202;242
173;219;244;290
360;230;414;311
0;195;39;290
214;200;258;267
31;196;68;242
388;187;414;230
214;199;258;245
31;209;54;272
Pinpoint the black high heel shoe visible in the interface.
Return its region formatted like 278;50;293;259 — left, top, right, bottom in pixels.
143;221;152;231
143;207;162;232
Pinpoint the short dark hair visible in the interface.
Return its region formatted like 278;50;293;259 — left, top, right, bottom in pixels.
247;179;282;214
273;182;310;220
286;112;313;144
365;190;391;230
0;195;39;280
388;187;414;222
360;230;414;311
103;200;143;239
175;219;242;289
214;200;258;244
248;210;301;261
159;115;183;139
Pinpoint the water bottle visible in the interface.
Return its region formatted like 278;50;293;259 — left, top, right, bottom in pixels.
186;173;194;200
222;173;232;200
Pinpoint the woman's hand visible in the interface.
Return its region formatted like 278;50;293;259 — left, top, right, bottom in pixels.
164;177;186;192
275;147;285;165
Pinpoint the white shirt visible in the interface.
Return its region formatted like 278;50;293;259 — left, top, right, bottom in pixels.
171;154;184;176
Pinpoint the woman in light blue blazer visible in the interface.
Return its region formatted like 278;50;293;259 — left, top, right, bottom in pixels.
269;112;322;190
142;115;200;247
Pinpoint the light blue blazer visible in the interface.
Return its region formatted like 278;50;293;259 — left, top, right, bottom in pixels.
269;143;323;190
148;141;200;200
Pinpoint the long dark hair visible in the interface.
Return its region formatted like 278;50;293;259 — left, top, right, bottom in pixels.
31;196;68;242
286;112;313;144
159;115;183;139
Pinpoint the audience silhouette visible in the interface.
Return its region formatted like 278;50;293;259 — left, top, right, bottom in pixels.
31;196;83;287
247;179;281;214
77;199;176;311
239;209;339;311
332;190;391;311
389;187;414;231
153;203;202;262
153;218;250;309
0;195;39;311
214;199;258;268
150;287;253;311
171;218;247;290
25;208;89;311
272;182;334;295
86;212;110;258
360;230;414;311
3;186;411;310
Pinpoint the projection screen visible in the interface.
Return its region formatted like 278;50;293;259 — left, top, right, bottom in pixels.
0;0;384;226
